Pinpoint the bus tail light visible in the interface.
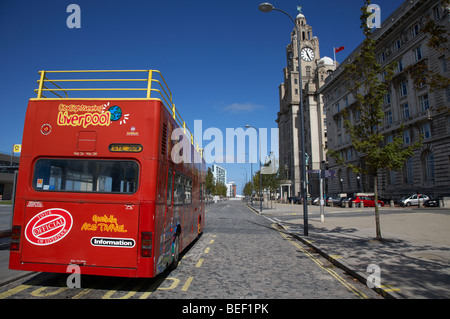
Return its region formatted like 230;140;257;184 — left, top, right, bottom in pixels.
141;232;152;257
10;226;22;251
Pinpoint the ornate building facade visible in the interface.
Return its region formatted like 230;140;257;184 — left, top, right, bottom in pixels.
320;0;450;199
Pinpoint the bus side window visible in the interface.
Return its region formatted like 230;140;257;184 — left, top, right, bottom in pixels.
185;178;192;204
167;169;173;206
173;172;184;205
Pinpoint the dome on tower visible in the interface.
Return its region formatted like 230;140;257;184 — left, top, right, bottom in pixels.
319;56;334;66
296;13;305;19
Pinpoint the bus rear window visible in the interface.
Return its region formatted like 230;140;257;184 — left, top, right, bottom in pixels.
33;159;139;194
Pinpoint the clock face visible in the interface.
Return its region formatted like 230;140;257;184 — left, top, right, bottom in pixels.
301;47;315;62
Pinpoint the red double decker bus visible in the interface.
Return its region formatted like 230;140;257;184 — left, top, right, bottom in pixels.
9;70;205;278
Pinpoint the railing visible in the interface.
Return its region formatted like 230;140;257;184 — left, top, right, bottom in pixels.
34;70;202;157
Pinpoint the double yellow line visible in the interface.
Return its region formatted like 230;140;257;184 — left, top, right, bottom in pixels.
272;224;368;299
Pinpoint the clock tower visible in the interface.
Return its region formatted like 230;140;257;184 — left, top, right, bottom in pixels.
276;11;336;200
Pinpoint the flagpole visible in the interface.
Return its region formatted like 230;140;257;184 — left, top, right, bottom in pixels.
333;47;336;67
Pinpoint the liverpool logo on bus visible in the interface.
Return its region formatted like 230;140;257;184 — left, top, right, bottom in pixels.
25;209;73;246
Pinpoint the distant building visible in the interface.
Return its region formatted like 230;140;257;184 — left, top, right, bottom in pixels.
212;164;227;185
226;181;237;198
320;0;450;198
0;153;20;200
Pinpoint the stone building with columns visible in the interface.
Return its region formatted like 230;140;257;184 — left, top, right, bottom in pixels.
320;0;450;199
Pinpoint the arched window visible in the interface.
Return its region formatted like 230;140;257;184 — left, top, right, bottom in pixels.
404;157;413;184
423;151;435;182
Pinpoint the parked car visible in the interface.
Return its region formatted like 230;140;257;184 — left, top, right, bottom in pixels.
424;196;441;207
350;196;385;207
400;194;429;207
288;196;301;204
326;196;341;206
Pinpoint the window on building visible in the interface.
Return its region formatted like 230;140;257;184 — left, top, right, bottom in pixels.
419;93;430;111
397;59;404;73
385;110;393;126
411;24;420;38
400;81;408;97
402;103;410;120
384;92;391;105
414;46;423;62
385;134;393;144
420;122;432;139
404;157;413;184
403;129;411;145
423;152;435;182
433;5;441;20
394;38;402;51
439;56;448;73
335;102;340;113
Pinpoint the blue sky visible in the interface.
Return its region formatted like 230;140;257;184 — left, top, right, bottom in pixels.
0;0;404;193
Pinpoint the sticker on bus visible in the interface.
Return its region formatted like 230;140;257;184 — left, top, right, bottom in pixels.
25;208;73;246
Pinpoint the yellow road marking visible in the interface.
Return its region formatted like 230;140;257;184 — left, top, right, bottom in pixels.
272;224;368;299
0;284;32;299
182;276;194;292
204;247;210;254
196;258;204;268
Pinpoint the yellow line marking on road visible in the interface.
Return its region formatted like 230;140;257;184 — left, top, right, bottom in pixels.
330;255;343;259
209;239;215;244
204;247;210;254
182;276;194;292
380;284;401;292
0;284;32;299
272;224;368;299
196;258;204;268
0;274;48;299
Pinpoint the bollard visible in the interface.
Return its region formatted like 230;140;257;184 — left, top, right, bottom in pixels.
419;200;424;208
390;200;395;208
345;202;349;208
352;201;356;208
360;201;364;208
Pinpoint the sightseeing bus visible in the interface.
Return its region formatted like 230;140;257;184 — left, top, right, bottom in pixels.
9;70;205;278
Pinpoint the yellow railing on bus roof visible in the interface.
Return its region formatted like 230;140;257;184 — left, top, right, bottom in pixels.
34;69;203;158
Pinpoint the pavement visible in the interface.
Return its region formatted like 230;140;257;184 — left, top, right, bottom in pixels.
246;201;450;299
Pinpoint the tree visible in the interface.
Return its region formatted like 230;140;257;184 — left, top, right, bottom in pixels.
327;0;422;241
243;181;253;197
205;167;215;195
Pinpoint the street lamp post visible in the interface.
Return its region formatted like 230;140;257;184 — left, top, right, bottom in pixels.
258;2;309;235
245;125;262;213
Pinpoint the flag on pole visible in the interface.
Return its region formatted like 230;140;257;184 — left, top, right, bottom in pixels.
333;46;345;67
334;46;345;53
